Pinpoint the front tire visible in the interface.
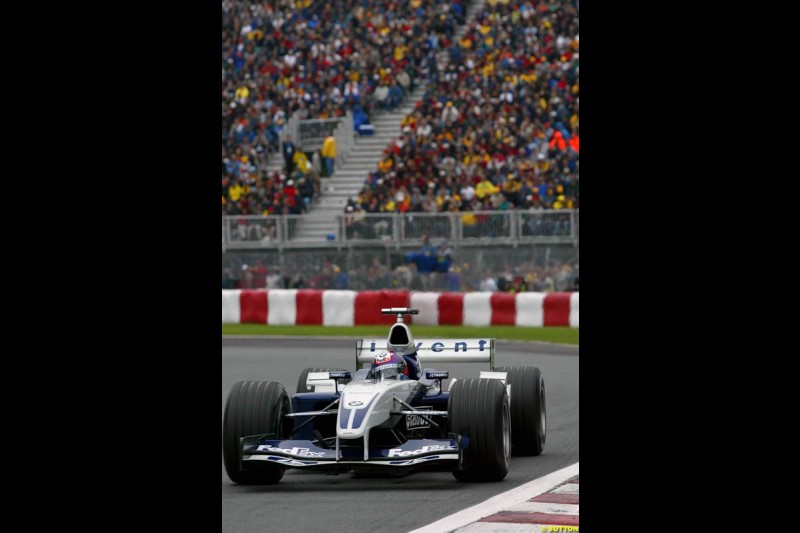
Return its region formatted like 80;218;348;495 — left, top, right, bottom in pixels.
495;366;546;455
448;378;511;482
223;380;290;484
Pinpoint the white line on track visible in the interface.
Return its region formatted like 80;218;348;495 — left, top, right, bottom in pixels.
549;483;580;494
407;462;579;533
505;501;580;515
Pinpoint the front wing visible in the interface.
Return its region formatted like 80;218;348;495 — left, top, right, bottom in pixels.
242;437;464;470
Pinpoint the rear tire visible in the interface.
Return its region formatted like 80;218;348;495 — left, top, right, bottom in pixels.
223;381;290;484
495;366;546;455
448;378;511;482
296;367;352;394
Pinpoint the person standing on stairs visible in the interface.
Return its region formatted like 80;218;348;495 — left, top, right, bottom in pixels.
283;134;296;175
321;134;336;177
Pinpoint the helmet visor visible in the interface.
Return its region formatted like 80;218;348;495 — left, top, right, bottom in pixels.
374;362;405;381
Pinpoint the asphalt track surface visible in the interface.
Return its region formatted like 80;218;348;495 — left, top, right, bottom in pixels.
222;337;578;533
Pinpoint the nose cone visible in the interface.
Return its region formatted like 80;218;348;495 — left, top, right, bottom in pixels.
337;386;381;439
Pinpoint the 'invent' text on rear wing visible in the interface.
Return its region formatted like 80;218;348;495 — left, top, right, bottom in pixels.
355;339;495;370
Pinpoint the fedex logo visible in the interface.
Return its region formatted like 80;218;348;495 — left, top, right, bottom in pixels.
257;445;326;457
388;444;456;457
369;340;488;353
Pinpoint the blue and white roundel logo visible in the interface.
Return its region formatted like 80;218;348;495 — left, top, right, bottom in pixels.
348;401;364;406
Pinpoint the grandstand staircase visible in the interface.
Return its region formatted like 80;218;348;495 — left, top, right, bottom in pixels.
269;0;486;243
296;88;426;242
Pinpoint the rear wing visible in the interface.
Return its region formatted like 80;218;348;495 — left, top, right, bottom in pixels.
356;339;495;370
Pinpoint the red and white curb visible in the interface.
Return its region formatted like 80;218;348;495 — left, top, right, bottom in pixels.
222;289;578;327
409;462;579;533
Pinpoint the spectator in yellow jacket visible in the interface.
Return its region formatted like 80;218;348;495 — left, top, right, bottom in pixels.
293;150;310;174
321;135;336;177
476;178;500;199
228;182;244;202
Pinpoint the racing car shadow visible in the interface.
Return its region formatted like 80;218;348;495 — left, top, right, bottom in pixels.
232;471;467;493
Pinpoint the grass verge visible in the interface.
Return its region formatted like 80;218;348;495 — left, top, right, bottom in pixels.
222;324;578;345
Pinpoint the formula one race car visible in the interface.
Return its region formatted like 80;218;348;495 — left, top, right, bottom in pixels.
223;308;546;484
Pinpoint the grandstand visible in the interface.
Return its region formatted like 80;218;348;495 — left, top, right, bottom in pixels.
346;0;579;219
221;0;578;290
222;0;471;226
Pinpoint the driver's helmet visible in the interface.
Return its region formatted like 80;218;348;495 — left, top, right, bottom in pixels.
372;351;408;381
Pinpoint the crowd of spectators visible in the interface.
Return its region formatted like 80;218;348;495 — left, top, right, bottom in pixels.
223;257;577;293
346;0;579;220
223;234;577;292
222;0;470;217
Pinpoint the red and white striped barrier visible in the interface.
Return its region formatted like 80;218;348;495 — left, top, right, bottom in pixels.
222;290;578;327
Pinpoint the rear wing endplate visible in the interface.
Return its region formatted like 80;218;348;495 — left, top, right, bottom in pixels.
356;339;495;370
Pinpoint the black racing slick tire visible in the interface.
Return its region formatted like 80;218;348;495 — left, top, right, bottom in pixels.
223;381;290;484
448;378;511;482
495;366;546;455
296;367;352;394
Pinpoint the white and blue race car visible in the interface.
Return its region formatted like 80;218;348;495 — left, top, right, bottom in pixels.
223;308;546;484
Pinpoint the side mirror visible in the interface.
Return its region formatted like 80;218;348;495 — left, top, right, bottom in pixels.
425;371;448;391
329;370;352;394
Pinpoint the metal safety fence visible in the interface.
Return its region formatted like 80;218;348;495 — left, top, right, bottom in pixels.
340;211;577;242
280;111;355;162
222;210;578;249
